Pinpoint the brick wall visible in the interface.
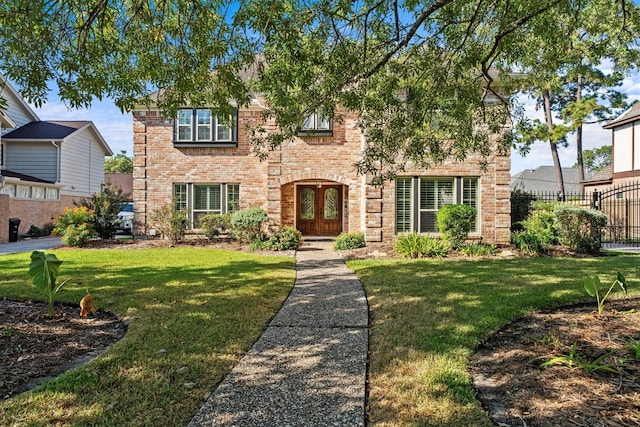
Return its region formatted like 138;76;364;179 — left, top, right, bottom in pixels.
133;105;511;244
0;195;77;243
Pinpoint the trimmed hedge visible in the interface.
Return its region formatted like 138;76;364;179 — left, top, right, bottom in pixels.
334;232;366;251
554;205;607;253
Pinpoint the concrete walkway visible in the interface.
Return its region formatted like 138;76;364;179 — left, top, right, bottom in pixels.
188;240;369;426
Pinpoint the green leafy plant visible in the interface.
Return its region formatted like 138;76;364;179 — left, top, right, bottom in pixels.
78;184;130;239
230;207;269;242
535;343;620;374
334;232;366;251
436;204;476;249
150;203;189;245
198;213;232;240
459;242;496;257
394;233;449;258
53;206;95;247
250;226;302;251
28;251;71;317
584;272;628;315
511;230;544;255
27;222;55;238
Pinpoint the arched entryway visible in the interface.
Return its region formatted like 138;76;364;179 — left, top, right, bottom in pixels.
296;183;343;236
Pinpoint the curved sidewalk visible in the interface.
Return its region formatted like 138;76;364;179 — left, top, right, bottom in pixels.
188;240;369;426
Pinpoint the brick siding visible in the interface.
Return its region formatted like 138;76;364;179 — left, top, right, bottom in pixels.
133;104;511;244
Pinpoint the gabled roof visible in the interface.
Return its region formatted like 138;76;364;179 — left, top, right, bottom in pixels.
0;74;39;124
0;169;55;184
603;102;640;129
583;164;613;186
2;121;84;140
2;120;113;155
511;166;586;193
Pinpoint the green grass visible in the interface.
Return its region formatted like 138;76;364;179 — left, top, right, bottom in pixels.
347;253;640;426
0;248;295;426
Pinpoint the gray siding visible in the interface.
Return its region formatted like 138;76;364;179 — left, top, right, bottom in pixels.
3;88;36;128
6;142;58;182
60;128;106;197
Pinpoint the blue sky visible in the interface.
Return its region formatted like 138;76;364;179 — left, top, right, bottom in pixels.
30;71;640;175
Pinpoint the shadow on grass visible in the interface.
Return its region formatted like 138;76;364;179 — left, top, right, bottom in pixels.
0;248;297;426
349;254;640;426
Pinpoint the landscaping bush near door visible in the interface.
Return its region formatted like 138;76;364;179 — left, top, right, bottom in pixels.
230;207;269;242
334;232;366;251
251;226;302;251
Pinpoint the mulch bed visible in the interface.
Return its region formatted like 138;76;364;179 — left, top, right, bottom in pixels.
0;299;127;399
471;297;640;426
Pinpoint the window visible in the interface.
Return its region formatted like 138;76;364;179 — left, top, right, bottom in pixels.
299;112;332;136
175;109;236;145
172;183;240;228
396;177;479;233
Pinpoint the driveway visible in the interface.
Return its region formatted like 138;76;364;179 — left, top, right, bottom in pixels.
0;237;62;255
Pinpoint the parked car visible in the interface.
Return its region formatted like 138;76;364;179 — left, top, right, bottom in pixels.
117;202;134;234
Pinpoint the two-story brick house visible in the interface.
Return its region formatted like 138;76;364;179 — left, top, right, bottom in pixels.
132;94;511;245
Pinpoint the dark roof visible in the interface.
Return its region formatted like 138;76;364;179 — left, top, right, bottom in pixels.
1;169;54;184
2;121;89;140
511;166;586;193
583;164;613;185
603;102;640;129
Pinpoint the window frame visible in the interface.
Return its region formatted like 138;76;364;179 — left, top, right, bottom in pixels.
174;108;237;147
172;182;240;228
298;112;333;136
395;176;479;234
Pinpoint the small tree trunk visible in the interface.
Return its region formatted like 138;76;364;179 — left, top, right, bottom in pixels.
576;74;585;195
543;90;566;199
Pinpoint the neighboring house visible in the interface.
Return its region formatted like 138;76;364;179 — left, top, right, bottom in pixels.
105;173;133;199
583;102;640;190
511;166;584;195
132;86;511;245
0;77;113;243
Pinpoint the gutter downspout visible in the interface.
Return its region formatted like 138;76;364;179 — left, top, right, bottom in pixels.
51;141;60;183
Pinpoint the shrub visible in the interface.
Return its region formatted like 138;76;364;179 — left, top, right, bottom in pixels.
230;207;269;242
511;190;537;232
251;226;302;251
199;213;232;240
78;185;130;239
27;222;55;238
150;203;189;245
436;204;476;249
511;230;544;255
53;206;95;247
554;205;607;253
334;232;366;251
460;242;496;257
520;202;560;247
394;232;449;258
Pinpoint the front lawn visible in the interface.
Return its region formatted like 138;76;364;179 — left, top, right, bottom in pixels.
0;248;295;426
347;253;640;426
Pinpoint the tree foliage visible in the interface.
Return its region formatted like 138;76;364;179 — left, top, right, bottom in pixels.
104;150;134;173
574;145;612;172
2;1;639;181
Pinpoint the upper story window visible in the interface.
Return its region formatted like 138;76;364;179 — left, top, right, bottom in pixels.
298;112;332;136
175;108;237;146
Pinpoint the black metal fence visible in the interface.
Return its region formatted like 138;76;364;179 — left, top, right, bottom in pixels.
517;181;640;246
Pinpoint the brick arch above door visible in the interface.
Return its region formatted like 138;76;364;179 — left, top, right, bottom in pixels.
279;171;356;187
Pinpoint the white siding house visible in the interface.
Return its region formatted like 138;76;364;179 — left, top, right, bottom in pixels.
0;76;113;243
